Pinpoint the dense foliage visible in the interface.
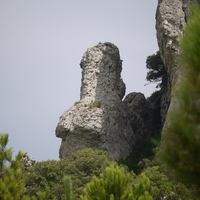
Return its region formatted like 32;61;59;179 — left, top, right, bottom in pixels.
138;158;199;200
81;165;152;200
24;148;116;200
1;131;200;200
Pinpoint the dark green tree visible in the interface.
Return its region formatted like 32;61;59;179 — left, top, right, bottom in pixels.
146;51;168;92
145;51;169;128
0;133;12;174
0;133;30;200
0;133;62;200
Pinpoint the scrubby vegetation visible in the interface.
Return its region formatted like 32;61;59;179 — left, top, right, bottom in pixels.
0;134;154;200
1;133;200;199
23;148;115;199
80;165;152;200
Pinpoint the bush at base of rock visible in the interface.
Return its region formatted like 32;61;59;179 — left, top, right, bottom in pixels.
23;148;115;200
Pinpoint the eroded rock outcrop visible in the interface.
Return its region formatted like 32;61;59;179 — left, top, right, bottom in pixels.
124;92;161;138
156;0;200;131
55;0;200;162
56;42;134;160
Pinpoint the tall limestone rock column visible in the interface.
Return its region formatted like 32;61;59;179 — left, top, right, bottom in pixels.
56;42;134;160
156;0;199;130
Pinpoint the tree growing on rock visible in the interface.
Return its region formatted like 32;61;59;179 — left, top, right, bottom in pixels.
146;51;168;92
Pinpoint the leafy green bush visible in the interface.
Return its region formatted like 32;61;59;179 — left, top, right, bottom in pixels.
24;148;115;200
142;166;199;200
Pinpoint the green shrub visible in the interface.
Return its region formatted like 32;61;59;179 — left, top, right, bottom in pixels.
88;100;101;109
24;148;115;200
81;165;153;200
142;165;199;200
0;133;30;200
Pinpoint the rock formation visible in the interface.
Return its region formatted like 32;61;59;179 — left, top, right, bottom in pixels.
22;152;36;169
56;42;161;160
123;92;161;141
156;0;200;131
56;42;135;161
55;0;200;162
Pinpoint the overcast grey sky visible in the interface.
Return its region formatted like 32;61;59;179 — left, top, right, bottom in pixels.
0;1;158;161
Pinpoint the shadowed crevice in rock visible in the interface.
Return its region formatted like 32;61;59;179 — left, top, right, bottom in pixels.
123;92;162;142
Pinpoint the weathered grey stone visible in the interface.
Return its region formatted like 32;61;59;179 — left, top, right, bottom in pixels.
56;42;134;161
156;0;200;130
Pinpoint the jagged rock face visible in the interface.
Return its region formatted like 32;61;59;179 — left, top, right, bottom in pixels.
56;42;134;161
156;0;200;129
156;0;185;85
123;92;161;140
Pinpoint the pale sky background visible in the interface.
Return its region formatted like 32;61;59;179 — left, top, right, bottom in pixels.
0;1;159;161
